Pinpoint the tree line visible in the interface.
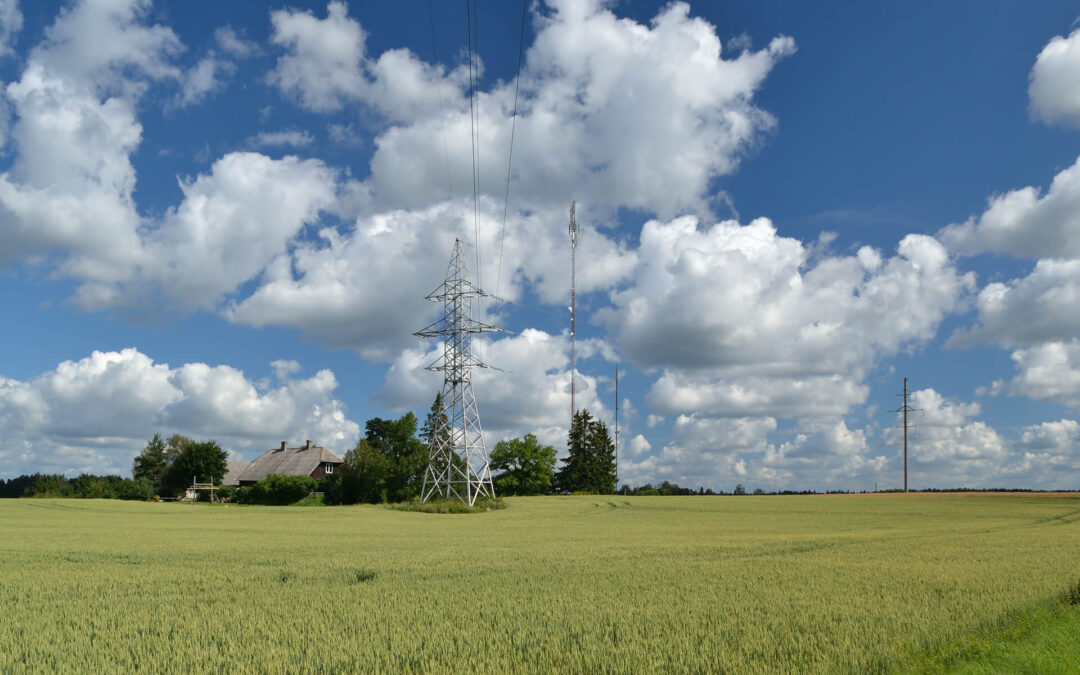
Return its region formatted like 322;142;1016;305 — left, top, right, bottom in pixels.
0;401;624;503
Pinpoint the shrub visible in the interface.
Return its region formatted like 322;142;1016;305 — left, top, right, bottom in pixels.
244;474;318;505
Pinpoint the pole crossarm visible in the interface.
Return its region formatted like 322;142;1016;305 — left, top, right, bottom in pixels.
414;238;500;506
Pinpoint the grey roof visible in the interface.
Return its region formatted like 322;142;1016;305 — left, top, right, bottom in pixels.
222;460;251;487
236;443;343;484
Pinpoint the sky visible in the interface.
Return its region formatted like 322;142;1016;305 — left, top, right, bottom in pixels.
1;0;1080;492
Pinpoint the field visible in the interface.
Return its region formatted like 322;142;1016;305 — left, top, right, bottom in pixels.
1;495;1078;673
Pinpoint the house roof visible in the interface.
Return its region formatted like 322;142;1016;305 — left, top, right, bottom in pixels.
236;442;343;484
222;460;251;487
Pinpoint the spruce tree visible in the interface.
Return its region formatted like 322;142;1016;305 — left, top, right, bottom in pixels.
133;434;169;492
557;409;617;494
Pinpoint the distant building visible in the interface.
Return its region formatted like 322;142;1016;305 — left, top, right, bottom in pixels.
226;441;343;487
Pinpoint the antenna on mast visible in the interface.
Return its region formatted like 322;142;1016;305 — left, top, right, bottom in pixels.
569;201;578;432
614;365;619;490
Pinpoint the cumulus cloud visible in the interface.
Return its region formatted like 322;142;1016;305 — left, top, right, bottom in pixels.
0;0;21;57
882;389;1008;488
949;259;1080;348
364;1;794;218
267;1;369;113
0;349;360;477
30;0;182;95
622;414;775;488
598;216;972;419
0;64;143;272
939;155;1080;259
74;152;338;311
1009;341;1080;410
1030;28;1080;126
225;199;636;359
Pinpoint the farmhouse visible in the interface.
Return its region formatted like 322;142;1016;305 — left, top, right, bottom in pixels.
227;440;343;487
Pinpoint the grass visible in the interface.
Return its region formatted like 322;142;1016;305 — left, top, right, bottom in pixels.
0;494;1077;672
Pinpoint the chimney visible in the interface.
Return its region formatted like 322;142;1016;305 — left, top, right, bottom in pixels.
305;440;313;450
280;441;288;452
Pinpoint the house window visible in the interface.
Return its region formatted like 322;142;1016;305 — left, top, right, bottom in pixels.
325;463;333;474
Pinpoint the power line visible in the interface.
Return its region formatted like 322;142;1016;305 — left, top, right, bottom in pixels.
427;1;454;202
465;0;481;290
495;0;529;301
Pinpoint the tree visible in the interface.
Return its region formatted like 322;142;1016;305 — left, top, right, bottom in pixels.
734;483;746;495
334;439;391;504
556;409;617;494
133;434;169;490
166;440;227;493
164;434;192;467
490;434;557;495
365;413;428;502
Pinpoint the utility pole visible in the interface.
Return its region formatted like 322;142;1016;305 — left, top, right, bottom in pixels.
569;201;578;432
891;377;920;493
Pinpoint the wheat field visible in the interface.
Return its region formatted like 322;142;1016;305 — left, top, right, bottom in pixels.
1;494;1078;672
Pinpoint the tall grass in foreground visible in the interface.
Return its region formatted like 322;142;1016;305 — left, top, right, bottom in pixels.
0;495;1077;672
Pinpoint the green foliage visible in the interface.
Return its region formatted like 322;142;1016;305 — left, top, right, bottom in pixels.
116;478;156;501
556;409;617;494
165;440;227;494
490;434;557;495
365;413;428;502
388;497;506;513
1;495;1079;671
327;439;391;505
25;474;74;497
132;433;169;491
243;474;317;505
351;569;377;584
734;483;747;495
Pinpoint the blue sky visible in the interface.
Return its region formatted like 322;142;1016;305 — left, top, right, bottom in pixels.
2;0;1080;491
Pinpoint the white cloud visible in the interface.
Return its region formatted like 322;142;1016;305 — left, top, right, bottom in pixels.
948;259;1080;348
0;349;360;477
248;129;315;148
31;0;182;95
75;152;337;311
882;389;1009;488
0;0;21;57
598;216;972;419
620;414;775;488
0;64;143;272
1009;341;1080;410
214;26;257;59
225;199;637;359
939;155;1080;259
176;53;233;108
365;1;794;218
1030;28;1080;126
267;1;367;113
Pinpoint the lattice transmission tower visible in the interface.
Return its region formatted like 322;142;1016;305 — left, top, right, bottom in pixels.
415;239;501;505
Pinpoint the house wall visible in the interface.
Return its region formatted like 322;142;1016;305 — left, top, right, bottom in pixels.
308;462;339;480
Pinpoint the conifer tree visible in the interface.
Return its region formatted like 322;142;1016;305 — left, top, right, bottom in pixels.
556;409;617;494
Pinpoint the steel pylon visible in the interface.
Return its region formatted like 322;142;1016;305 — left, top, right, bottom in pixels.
414;239;500;505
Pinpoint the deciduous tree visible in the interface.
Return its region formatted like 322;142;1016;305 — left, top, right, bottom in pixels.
491;434;557;496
